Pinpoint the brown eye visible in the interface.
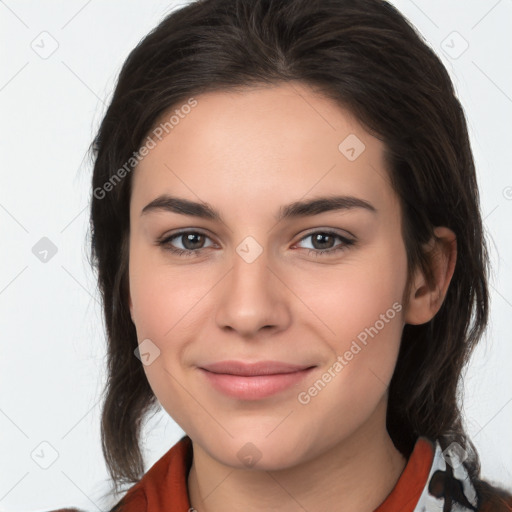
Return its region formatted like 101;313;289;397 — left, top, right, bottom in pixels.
296;231;356;257
158;230;214;256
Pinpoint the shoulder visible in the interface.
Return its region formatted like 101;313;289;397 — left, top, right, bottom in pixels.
475;478;512;512
46;436;192;512
45;509;84;512
109;435;192;511
44;488;147;512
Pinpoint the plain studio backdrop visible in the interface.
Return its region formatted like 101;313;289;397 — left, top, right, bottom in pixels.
1;1;511;510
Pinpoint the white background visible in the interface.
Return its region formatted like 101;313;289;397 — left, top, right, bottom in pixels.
1;1;511;510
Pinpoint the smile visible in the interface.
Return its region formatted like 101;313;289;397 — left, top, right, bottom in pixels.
198;361;316;400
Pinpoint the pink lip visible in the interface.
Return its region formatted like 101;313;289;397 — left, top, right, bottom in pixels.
199;360;316;400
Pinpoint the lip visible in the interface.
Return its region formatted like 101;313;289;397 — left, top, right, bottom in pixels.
198;360;316;400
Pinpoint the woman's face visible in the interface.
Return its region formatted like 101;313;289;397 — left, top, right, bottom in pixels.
128;82;409;469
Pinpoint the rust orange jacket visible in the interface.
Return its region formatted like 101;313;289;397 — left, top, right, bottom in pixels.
50;435;512;512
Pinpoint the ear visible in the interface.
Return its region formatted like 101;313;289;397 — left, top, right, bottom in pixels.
404;226;457;325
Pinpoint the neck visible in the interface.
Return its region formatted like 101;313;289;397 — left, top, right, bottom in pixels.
187;399;408;512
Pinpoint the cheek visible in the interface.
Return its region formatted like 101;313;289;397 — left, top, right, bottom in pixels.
128;248;201;426
337;266;405;347
129;269;171;340
294;244;406;345
129;243;201;339
128;246;215;399
297;240;407;397
295;265;405;441
342;254;406;366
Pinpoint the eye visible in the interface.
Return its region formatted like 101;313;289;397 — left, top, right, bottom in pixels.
295;230;356;257
157;229;356;258
157;230;215;257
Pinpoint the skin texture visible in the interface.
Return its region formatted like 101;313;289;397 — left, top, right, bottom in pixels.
128;82;457;512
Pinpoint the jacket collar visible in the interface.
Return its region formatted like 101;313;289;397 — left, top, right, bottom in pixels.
414;439;478;511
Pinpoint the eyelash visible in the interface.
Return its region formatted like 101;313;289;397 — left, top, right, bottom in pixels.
157;230;356;258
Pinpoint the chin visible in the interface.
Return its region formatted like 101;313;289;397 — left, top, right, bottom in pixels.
200;428;310;471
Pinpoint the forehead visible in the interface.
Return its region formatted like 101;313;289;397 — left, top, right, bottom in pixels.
131;82;399;220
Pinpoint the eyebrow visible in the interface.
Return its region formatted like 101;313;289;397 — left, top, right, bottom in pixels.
141;194;377;222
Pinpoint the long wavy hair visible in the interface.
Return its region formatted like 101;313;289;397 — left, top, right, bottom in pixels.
88;0;511;508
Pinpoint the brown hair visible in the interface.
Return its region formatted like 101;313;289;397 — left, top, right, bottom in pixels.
88;0;511;508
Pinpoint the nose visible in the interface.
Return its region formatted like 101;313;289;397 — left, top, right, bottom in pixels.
214;246;291;338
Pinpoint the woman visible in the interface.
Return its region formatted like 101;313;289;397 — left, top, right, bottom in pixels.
52;0;512;510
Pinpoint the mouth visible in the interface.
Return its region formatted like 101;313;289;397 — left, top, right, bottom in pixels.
198;360;316;400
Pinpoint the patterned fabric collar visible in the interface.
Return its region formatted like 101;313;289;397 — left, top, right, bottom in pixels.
104;435;482;512
415;439;478;511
